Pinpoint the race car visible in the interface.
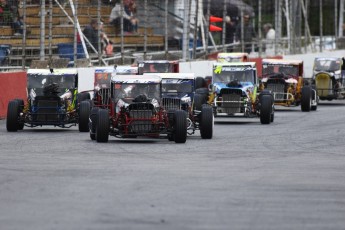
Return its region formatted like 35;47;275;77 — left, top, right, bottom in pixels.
261;58;318;111
311;57;345;101
208;62;274;124
89;74;188;143
6;68;91;131
149;72;213;139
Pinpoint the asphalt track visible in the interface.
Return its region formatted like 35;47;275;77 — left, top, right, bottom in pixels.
1;100;345;230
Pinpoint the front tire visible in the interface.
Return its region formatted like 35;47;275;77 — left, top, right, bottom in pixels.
301;86;311;112
200;105;213;139
174;110;187;143
96;109;109;143
78;101;91;132
89;107;99;140
260;95;272;124
6;100;20;132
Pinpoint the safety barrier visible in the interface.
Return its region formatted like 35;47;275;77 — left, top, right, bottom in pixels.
0;71;27;119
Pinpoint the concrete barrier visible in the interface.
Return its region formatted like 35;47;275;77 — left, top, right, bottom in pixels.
0;71;27;119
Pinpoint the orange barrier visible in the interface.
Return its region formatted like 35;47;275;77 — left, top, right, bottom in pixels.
0;71;27;119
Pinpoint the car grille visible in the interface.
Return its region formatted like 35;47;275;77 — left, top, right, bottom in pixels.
266;83;285;100
34;100;61;121
129;110;153;133
221;94;241;114
162;97;181;111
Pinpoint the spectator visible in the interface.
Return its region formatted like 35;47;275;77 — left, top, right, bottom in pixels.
83;19;99;52
235;13;256;54
109;0;138;34
225;15;236;52
12;15;23;35
263;23;276;56
99;21;114;56
0;0;13;26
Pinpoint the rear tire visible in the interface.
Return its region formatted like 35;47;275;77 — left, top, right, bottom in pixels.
200;105;213;139
260;95;272;124
96;109;109;143
78;101;91;132
174;110;187;143
77;92;91;103
6;100;19;132
301;86;311;112
193;93;206;111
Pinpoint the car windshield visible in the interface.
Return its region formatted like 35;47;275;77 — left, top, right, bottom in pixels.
28;74;76;90
162;79;193;94
262;64;299;76
114;83;161;101
213;69;255;83
314;59;341;72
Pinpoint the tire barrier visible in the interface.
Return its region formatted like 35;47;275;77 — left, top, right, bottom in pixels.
0;71;27;119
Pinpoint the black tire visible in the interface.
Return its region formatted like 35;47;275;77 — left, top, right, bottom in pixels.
90;107;99;140
78;101;91;132
195;77;206;89
193;93;207;111
200;105;213;139
6;100;19;132
174;110;187;143
260;95;272;124
96;109;109;143
77;92;91;103
14;99;24;130
301;86;311;112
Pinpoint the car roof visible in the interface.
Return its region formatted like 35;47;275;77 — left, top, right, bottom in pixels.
95;66;116;73
213;62;256;68
138;60;178;64
116;65;138;74
27;68;78;75
217;52;248;58
144;72;195;80
111;74;161;83
262;59;303;65
314;57;342;61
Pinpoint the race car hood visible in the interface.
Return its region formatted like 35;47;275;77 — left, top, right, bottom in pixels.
213;81;254;96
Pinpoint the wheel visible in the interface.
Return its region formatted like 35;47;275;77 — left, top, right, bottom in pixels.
193;93;207;111
174;110;187;143
270;107;275;123
195;77;206;89
200;104;213;139
14;99;24;130
96;109;109;143
89;107;99;140
301;86;311;112
260;95;272;124
78;101;91;132
6;100;20;132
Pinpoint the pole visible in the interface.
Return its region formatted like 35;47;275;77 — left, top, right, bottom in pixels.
221;0;226;52
192;0;199;59
73;0;78;66
21;0;27;69
182;0;190;61
48;0;52;60
258;0;262;57
339;0;344;37
40;0;45;61
319;0;323;52
205;0;210;59
98;0;102;66
144;0;147;60
165;0;168;59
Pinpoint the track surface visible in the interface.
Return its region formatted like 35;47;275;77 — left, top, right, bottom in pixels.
1;101;345;230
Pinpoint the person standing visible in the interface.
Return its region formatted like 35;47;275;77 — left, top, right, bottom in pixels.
235;14;256;54
263;23;276;56
83;19;99;52
109;0;138;34
225;16;236;52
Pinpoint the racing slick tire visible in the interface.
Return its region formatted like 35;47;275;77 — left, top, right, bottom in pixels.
200;104;213;139
195;77;206;89
301;86;312;112
78;101;91;132
96;109;109;143
260;95;272;124
174;110;187;143
90;107;99;140
6;100;20;132
14;99;24;130
193;93;207;111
